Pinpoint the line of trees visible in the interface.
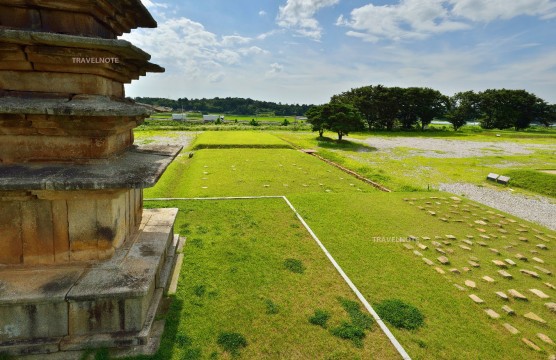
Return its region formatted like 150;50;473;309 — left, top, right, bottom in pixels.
134;96;312;116
307;85;556;138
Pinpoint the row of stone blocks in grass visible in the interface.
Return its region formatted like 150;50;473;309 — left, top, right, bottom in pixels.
0;208;179;357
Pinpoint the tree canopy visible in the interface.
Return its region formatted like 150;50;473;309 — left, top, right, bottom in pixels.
134;96;312;116
316;85;554;131
306;103;364;140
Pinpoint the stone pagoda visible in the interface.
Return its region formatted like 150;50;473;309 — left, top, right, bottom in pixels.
0;1;182;356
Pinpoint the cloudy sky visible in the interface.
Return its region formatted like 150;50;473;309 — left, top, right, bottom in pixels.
123;0;556;105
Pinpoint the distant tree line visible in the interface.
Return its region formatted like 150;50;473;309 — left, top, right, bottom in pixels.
134;96;312;116
306;85;556;138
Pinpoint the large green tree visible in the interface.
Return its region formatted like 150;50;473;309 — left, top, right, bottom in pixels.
320;102;364;140
305;105;326;137
477;89;544;130
413;88;448;130
446;91;480;131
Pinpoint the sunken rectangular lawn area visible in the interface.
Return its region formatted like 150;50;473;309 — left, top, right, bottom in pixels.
144;198;400;359
192;130;291;148
144;147;378;198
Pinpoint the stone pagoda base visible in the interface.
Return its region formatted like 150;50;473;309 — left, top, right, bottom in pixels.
0;208;180;357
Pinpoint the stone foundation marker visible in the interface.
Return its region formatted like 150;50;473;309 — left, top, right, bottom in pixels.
508;289;528;300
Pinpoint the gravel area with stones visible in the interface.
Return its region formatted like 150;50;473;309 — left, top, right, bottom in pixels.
439;182;556;231
135;133;197;148
354;137;555;158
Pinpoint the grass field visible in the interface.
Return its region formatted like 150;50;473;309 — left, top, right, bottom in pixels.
139;198;400;359
503;170;556;198
192;131;291;148
144;148;377;198
130;130;556;359
275;131;556;195
290;192;556;359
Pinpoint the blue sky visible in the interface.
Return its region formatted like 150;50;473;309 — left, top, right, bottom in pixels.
123;0;556;105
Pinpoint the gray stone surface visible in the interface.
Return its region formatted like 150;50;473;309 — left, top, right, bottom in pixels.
503;323;519;335
485;309;500;319
0;145;181;191
0;95;151;117
487;173;500;181
508;289;528;300
497;176;510;185
530;289;550;299
0;269;83;342
520;269;540;278
524;312;546;324
439;182;556;231
0;208;178;356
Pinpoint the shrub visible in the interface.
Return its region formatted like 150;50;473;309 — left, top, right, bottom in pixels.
284;258;305;274
330;322;366;347
309;309;331;327
375;299;425;330
193;285;206;297
217;332;248;356
339;298;373;330
265;299;279;315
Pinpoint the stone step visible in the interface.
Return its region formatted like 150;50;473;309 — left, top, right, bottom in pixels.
158;234;181;293
60;288;164;352
0;208;178;357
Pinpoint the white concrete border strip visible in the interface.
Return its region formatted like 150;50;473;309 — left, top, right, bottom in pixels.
145;196;412;360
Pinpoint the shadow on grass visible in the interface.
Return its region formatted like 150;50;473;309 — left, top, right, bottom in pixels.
315;136;377;152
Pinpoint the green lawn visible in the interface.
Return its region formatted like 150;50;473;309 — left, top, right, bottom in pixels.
133;130;556;359
140;198;400;359
290;192;556;359
275;131;556;195
144;148;378;199
192;131;291;148
503;170;556;198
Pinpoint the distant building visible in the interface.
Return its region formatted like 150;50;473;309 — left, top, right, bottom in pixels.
295;116;308;121
172;114;186;120
203;115;224;122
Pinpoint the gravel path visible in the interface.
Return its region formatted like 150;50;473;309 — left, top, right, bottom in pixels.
135;133;197;148
439;183;556;231
355;137;554;158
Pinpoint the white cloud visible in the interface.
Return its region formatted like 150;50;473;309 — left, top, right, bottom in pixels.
337;0;468;42
221;35;252;47
140;0;167;9
450;0;556;22
339;0;556;42
257;29;284;40
122;17;269;82
266;62;284;76
277;0;340;40
259;10;267;16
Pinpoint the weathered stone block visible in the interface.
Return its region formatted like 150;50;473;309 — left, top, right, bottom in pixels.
0;189;143;265
0;71;124;97
487;173;499;181
0;201;23;264
0;132;133;163
0;268;82;342
21;200;54;265
67;288;153;336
